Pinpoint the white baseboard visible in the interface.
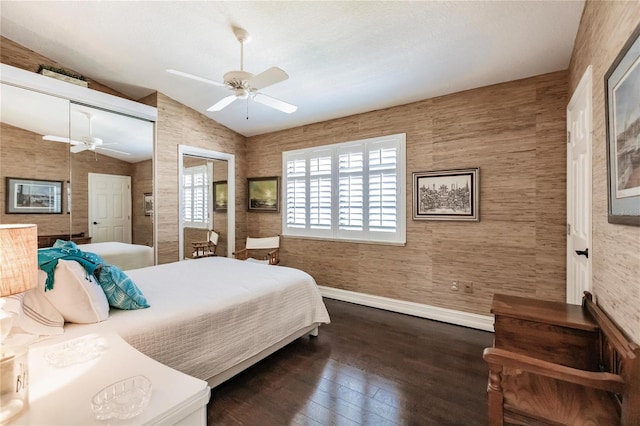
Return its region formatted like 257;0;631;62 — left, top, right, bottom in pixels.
318;286;494;332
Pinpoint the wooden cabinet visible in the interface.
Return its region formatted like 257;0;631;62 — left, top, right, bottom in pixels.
491;293;599;370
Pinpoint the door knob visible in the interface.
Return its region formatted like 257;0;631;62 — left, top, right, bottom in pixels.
575;248;589;258
93;221;99;225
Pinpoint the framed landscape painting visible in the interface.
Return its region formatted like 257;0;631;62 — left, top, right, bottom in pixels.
6;177;63;214
214;181;228;211
412;168;479;221
605;23;640;225
247;176;279;212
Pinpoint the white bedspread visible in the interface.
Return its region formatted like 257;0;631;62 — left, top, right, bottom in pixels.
63;257;330;381
77;242;154;270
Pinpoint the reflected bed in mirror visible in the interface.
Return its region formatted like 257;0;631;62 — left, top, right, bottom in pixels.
0;72;156;268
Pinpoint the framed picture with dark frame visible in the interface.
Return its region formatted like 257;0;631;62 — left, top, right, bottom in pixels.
213;180;228;211
412;168;479;221
5;177;63;214
247;176;280;212
143;192;153;216
605;23;640;226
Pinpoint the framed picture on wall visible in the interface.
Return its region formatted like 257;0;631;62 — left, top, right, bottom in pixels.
5;177;63;214
412;168;479;221
247;176;280;212
144;192;153;216
605;23;640;226
214;181;228;211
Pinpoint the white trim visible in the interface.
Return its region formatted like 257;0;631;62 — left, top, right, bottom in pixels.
318;286;494;332
178;145;235;260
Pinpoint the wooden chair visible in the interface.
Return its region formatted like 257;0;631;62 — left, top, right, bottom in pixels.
192;229;219;258
233;236;280;265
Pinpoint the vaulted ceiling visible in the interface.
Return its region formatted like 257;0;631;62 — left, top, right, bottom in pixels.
0;1;584;137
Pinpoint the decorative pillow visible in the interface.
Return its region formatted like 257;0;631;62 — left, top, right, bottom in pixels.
39;259;109;324
2;289;64;336
95;264;149;310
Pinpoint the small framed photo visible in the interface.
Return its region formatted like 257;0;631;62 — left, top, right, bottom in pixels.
605;24;640;226
214;181;228;211
412;168;479;221
144;192;153;216
5;177;63;214
248;176;280;212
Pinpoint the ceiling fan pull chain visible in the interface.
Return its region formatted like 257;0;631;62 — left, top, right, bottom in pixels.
246;97;249;120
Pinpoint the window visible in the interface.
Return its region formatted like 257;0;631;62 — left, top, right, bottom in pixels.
183;164;211;229
282;133;406;244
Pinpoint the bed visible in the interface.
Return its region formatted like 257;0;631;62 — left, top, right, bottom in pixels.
77;242;154;271
55;256;330;387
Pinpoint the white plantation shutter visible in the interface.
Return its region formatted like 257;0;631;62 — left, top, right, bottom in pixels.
183;165;210;229
283;134;405;244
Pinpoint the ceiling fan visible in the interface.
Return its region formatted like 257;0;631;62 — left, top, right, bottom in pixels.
167;27;297;114
43;112;130;156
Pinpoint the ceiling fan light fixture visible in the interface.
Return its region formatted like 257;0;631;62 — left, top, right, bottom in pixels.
235;88;249;99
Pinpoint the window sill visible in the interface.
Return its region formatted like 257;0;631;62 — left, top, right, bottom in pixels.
281;234;406;247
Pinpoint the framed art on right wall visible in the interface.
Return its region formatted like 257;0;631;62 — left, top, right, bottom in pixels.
605;24;640;226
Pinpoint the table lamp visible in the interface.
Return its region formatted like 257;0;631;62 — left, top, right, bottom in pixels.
0;223;38;423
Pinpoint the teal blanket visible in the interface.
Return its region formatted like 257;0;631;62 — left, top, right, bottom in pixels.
38;240;105;290
38;240;149;310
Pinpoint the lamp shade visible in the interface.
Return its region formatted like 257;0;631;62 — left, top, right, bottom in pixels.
0;224;38;297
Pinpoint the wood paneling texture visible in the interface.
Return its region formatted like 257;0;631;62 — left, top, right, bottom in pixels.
0;123;70;234
132;159;153;246
568;1;640;344
247;72;568;316
154;92;246;264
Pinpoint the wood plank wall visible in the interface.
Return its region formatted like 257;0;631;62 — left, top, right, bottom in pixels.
1;123;70;234
131;159;153;246
247;71;568;316
568;1;640;344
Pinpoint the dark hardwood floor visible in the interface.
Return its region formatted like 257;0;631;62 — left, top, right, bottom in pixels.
208;298;494;425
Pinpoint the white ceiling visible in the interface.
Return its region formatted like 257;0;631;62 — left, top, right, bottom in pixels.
0;1;584;138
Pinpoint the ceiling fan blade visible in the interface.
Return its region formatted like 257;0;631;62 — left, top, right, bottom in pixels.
207;95;237;112
97;147;131;155
252;93;297;114
249;67;289;90
166;69;226;87
42;135;70;143
44;135;85;145
70;144;89;154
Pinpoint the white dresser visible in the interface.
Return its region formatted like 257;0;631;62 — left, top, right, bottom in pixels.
10;332;210;425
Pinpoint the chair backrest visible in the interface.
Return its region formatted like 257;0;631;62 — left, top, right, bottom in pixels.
245;236;279;250
209;230;219;245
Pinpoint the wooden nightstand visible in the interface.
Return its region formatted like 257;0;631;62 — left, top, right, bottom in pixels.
491;293;600;370
10;332;210;425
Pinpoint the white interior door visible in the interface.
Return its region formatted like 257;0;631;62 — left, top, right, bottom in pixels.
89;173;131;243
566;66;592;305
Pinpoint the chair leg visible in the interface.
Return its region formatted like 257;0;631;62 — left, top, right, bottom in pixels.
487;365;505;426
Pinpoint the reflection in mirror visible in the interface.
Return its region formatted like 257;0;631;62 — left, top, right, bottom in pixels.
182;156;229;258
0;83;72;242
68;103;154;249
178;146;235;260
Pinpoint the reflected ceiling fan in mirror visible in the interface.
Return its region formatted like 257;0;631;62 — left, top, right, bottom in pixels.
43;112;130;156
167;26;297;114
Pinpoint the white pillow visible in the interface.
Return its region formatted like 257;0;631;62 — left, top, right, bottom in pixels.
39;260;109;324
2;288;64;336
